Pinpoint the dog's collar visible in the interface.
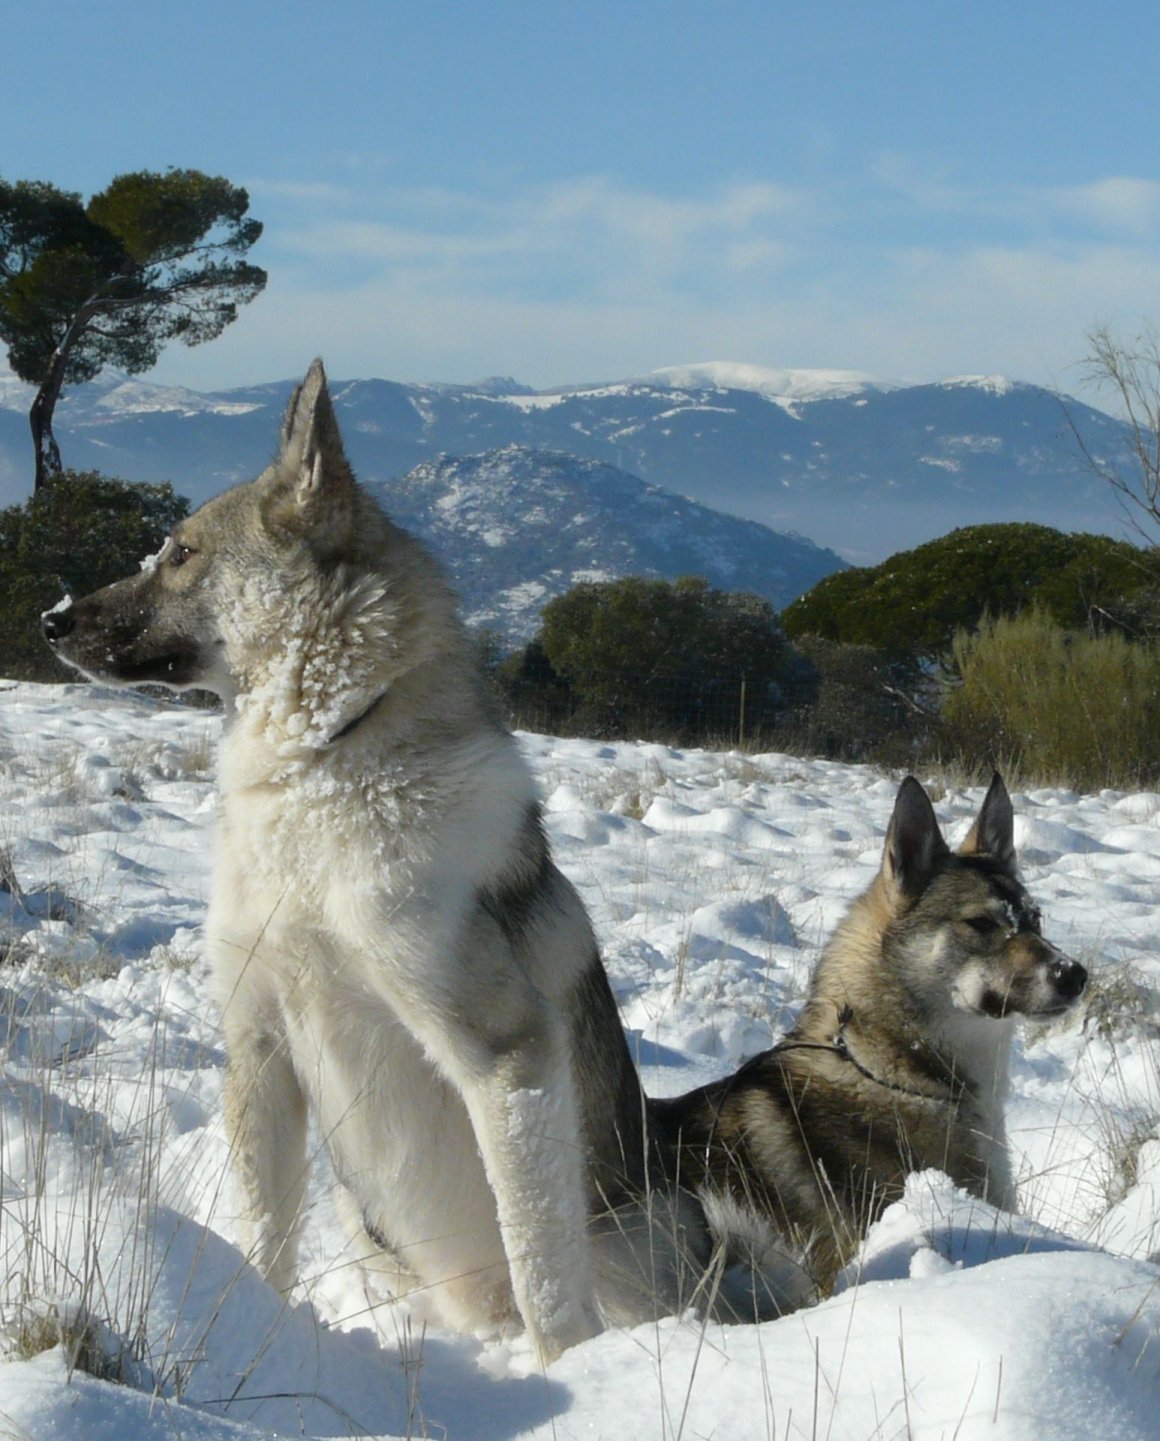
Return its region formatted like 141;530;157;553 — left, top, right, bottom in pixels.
776;1008;970;1108
325;690;388;746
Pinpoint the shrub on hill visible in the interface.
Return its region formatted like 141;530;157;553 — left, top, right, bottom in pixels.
776;636;928;765
498;575;786;742
782;523;1159;659
0;471;189;681
941;608;1160;788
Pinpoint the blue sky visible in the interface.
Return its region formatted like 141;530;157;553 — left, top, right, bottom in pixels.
6;1;1160;398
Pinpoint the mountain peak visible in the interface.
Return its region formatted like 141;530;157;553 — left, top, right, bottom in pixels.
630;361;897;403
384;445;844;640
938;374;1021;397
0;362;1132;567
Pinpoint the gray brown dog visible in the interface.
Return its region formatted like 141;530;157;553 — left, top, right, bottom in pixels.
653;774;1088;1310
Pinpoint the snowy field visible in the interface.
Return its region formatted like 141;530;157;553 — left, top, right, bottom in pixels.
0;680;1156;1439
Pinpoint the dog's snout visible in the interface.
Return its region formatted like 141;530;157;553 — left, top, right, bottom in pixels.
41;605;76;644
1051;956;1087;1000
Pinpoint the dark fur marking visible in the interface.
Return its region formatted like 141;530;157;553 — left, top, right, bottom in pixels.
105;646;208;687
326;691;387;745
363;1212;392;1252
474;804;554;947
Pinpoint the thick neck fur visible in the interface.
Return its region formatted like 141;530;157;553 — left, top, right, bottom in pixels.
791;875;1015;1191
795;876;1014;1100
219;500;477;776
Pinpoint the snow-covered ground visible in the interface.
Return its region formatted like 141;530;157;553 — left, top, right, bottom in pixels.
0;681;1156;1439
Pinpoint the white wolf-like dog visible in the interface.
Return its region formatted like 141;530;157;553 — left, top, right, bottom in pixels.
45;360;708;1361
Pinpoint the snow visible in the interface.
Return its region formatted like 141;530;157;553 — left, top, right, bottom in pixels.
89;379;263;418
945;433;1004;453
0;681;1157;1440
0;367;260;419
941;375;1018;397
489;392;568;412
386;447;843;644
448;364;1026;423
457;364;899;414
637;361;898;403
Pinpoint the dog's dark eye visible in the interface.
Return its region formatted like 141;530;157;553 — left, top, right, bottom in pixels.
965;915;1002;936
169;542;194;568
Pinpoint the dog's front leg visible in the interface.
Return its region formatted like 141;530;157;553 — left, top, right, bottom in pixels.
222;1019;309;1296
979;1116;1018;1212
457;1024;602;1364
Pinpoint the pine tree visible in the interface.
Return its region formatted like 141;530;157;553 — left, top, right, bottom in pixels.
0;169;265;491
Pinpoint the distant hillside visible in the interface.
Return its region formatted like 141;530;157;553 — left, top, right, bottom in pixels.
382;446;845;641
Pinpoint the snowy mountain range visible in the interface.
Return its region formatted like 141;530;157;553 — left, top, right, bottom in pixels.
0;359;1137;572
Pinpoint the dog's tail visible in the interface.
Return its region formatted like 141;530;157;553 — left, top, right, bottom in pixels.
696;1188;819;1321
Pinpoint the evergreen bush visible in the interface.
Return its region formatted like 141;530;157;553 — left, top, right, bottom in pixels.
783;523;1159;659
499;576;786;743
0;471;188;681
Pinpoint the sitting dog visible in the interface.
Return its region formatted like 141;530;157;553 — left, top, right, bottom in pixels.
43;360;709;1361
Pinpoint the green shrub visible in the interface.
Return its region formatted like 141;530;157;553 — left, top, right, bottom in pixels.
777;636;928;765
494;640;578;735
783;523;1159;659
0;470;189;681
942;608;1160;788
503;575;787;743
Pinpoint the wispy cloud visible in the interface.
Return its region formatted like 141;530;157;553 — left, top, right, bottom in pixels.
163;167;1160;396
864;159;1160;240
248;178;359;206
1047;177;1160;233
265;175;813;284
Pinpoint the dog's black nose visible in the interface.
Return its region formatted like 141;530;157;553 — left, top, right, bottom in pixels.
41;605;75;644
1051;957;1087;1000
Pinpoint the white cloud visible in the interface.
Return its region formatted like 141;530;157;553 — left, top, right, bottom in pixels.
151;169;1160;401
261;173;811;268
247;179;357;206
863;160;1160;240
1047;177;1160;233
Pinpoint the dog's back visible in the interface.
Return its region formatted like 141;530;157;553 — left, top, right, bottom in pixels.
653;775;1087;1307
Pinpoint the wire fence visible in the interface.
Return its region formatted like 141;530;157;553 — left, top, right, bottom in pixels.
491;648;928;762
495;669;783;748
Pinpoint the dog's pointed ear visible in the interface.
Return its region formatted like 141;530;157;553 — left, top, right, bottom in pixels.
263;360;357;545
959;773;1016;870
275;359;355;522
882;777;949;902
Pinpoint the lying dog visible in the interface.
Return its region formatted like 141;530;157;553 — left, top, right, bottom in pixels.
652;774;1088;1309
